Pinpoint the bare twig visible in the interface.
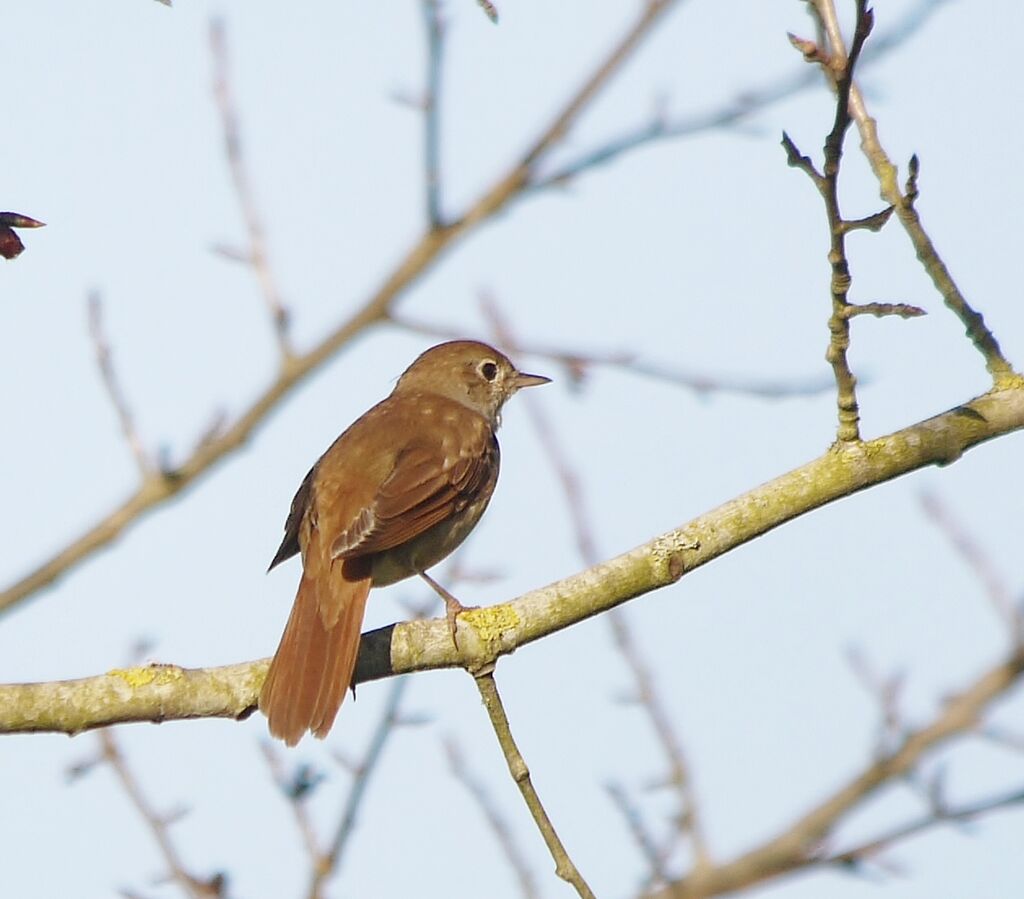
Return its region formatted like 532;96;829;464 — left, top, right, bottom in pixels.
845;646;907;758
919;491;1021;639
806;0;1015;384
473;673;596;899
98;730;224;899
88;292;153;476
784;1;877;443
421;0;445;228
820;784;1024;870
259;742;323;870
445;737;540;899
606;781;675;891
838;301;925;320
530;0;954;192
645;645;1024;898
309;677;410;899
392;312;832;399
209;19;293;361
0;0;682;618
482;297;710;870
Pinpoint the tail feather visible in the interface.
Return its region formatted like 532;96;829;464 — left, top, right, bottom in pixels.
259;561;372;746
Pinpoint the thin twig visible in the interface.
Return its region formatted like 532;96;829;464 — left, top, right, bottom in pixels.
309;677;410;899
839;301;925;320
820;785;1024;870
209;19;293;361
421;0;445;228
99;729;224;899
88;292;152;476
473;673;596;899
0;0;682;618
392;312;832;399
645;645;1024;898
919;491;1021;639
845;645;907;758
482;297;710;870
807;0;1015;384
445;737;540;899
530;0;953;192
785;1;877;443
606;781;675;891
259;742;324;871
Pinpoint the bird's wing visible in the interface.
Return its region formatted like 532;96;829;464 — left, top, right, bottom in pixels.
328;408;498;560
267;464;315;570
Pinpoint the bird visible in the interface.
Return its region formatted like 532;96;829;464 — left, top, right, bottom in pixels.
259;339;550;745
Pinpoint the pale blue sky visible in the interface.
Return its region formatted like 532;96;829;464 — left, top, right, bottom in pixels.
1;2;1022;897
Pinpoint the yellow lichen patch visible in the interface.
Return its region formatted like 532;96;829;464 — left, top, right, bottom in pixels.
461;604;520;644
107;665;185;689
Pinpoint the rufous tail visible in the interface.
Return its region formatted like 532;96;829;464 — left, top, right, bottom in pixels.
259;559;372;746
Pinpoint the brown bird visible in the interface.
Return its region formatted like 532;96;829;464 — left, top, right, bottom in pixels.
259;340;550;745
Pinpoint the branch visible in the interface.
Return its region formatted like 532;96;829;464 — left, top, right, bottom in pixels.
392;313;833;399
473;673;595;899
0;0;681;618
97;730;225;898
309;678;410;898
819;784;1024;870
3;382;1023;735
445;737;540;899
480;297;710;867
805;0;1015;383
645;646;1024;897
421;0;445;229
784;1;878;443
209;19;293;360
528;0;954;192
88;291;153;476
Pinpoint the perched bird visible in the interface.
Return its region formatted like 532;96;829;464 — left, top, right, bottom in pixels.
259;340;550;745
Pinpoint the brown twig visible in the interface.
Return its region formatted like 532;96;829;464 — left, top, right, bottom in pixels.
528;0;953;192
838;301;925;320
845;645;906;759
259;742;323;872
820;784;1024;871
0;0;681;619
806;0;1015;384
421;0;445;228
87;292;153;476
605;781;675;892
392;312;833;399
482;297;710;870
444;737;540;899
919;491;1021;639
309;677;410;899
646;645;1024;897
209;19;292;360
473;673;596;899
98;729;224;899
783;1;877;443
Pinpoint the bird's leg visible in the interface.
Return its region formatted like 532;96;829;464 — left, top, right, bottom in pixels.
419;571;475;647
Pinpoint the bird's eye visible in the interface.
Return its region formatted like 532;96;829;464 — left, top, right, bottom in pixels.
479;360;499;381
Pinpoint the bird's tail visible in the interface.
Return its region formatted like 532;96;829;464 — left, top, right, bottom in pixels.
259;558;372;746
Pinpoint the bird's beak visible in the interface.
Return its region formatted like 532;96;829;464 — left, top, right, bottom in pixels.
513;371;551;390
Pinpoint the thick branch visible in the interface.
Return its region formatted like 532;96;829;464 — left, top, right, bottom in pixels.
2;383;1022;735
